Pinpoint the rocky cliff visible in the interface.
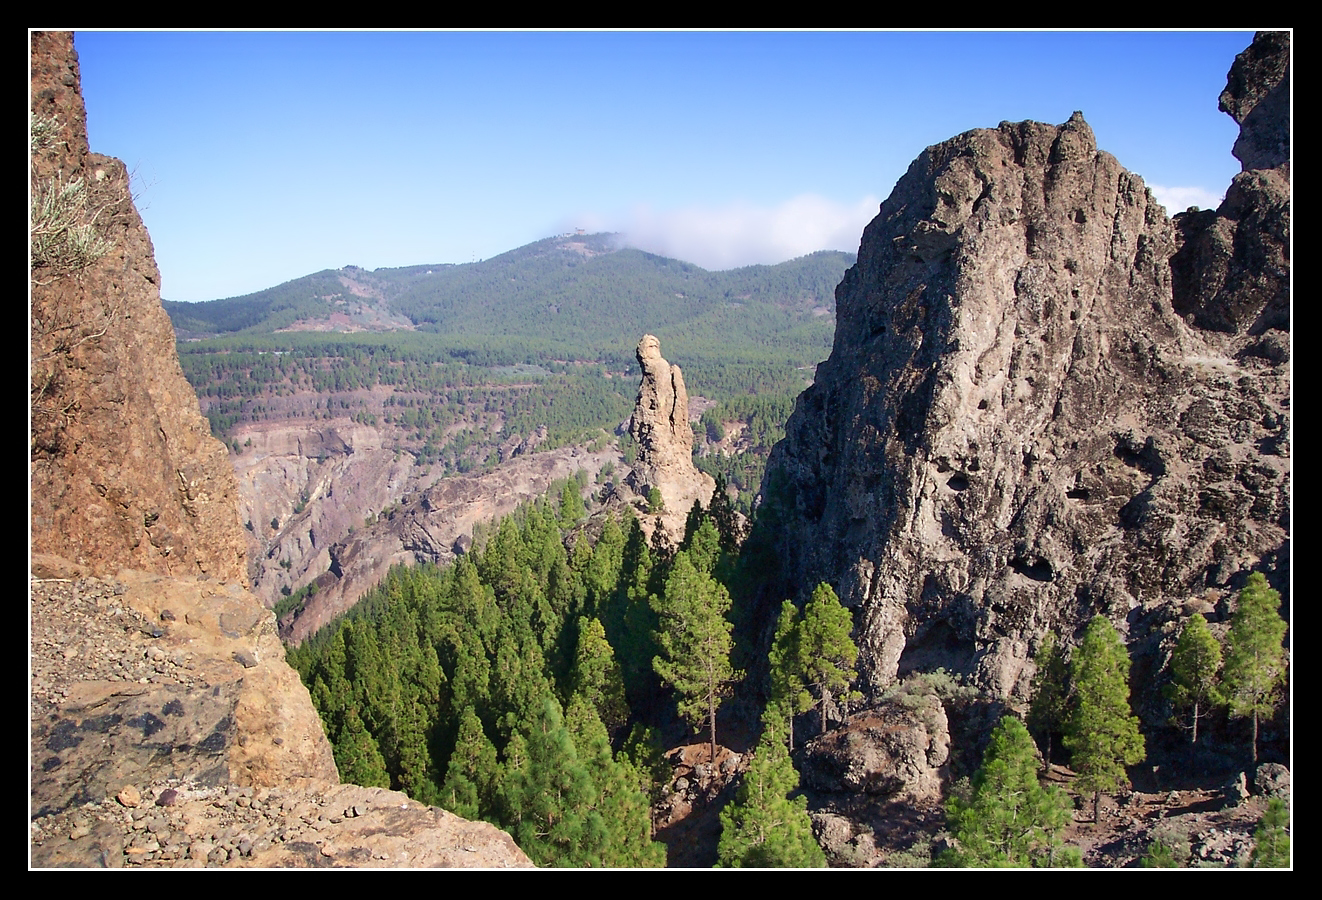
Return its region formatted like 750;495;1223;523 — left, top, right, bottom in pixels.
29;32;530;868
30;33;247;584
757;33;1290;721
278;441;617;645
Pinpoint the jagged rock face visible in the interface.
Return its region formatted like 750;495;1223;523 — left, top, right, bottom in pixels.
29;33;530;868
30;32;247;584
232;422;413;605
626;334;715;539
1172;31;1290;335
1219;31;1290;173
759;34;1289;707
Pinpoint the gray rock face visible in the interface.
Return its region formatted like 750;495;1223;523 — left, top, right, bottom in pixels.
625;334;715;540
1172;32;1290;335
757;34;1289;711
1220;31;1290;172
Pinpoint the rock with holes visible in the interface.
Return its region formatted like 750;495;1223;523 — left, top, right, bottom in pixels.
752;33;1289;733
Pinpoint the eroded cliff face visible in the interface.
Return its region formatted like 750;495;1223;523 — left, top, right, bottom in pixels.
759;34;1289;710
279;442;617;645
30;31;247;584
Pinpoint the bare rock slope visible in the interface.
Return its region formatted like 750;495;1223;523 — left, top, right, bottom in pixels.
758;33;1289;718
30;568;530;868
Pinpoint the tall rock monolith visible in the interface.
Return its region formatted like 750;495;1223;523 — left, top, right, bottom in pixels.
626;334;715;542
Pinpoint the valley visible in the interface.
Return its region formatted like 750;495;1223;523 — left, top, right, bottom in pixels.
31;30;1290;869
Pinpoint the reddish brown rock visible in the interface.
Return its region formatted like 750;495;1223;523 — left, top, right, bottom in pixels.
30;31;247;584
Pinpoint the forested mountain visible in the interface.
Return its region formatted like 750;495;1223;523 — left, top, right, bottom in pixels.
165;233;852;372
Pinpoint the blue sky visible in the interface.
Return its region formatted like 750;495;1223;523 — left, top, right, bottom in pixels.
67;30;1260;303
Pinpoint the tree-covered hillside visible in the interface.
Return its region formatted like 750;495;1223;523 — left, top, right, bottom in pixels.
166;233;851;370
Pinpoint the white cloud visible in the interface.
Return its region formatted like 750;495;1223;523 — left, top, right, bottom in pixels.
1148;184;1224;216
568;193;880;270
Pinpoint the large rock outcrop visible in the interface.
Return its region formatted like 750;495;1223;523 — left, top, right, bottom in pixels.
30;567;531;868
30;31;247;584
756;33;1290;719
625;334;715;540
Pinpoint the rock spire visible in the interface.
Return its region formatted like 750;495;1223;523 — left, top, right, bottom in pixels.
626;334;715;540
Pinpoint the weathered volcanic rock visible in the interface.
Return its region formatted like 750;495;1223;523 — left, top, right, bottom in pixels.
799;693;950;802
30;564;533;869
30;32;247;584
755;33;1289;720
31;571;339;820
625;334;715;540
1172;31;1290;335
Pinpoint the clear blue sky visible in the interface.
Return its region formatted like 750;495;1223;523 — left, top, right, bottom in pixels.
66;30;1261;303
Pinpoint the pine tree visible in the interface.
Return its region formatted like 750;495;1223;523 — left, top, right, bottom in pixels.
937;716;1078;867
1027;631;1069;772
1250;797;1290;868
708;474;745;555
439;708;499;821
652;551;736;762
496;696;601;867
717;733;825;868
1140;841;1181;868
558;478;586;527
564;696;666;867
569;616;630;735
797;583;858;736
1224;573;1288;764
1166;612;1224;752
1064;616;1146;823
767;601;812;750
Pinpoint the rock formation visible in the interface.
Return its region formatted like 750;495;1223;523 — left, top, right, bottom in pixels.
30;32;246;583
625;334;715;540
29;31;530;868
756;31;1290;727
30;567;530;868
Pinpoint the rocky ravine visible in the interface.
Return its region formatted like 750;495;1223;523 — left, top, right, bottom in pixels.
278;440;620;645
268;334;714;644
758;32;1289;724
29;31;530;868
